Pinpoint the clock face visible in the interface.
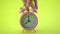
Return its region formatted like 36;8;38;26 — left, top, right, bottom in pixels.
20;12;38;30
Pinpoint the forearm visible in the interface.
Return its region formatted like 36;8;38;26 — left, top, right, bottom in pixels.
34;0;38;9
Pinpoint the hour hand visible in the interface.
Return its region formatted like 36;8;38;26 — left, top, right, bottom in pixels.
25;22;27;24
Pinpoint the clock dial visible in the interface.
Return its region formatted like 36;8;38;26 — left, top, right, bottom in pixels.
20;12;38;30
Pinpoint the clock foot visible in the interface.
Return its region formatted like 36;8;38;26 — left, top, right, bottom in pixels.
22;29;36;33
34;29;36;32
22;29;25;32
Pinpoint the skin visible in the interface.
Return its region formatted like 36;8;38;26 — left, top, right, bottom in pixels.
20;0;38;13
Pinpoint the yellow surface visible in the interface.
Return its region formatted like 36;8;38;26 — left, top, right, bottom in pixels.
0;0;60;34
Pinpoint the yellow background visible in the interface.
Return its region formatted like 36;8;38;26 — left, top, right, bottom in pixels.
0;0;60;34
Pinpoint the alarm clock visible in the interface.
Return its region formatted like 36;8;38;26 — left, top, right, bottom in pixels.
20;12;38;30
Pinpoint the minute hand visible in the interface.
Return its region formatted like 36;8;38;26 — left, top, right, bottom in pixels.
28;15;30;22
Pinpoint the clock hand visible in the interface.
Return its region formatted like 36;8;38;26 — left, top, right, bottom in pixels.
25;14;30;24
28;20;30;22
25;22;27;24
28;15;30;22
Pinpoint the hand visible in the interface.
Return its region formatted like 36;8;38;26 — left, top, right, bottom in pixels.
32;7;37;13
19;8;25;13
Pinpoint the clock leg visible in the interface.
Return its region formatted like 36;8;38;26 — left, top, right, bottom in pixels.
34;29;36;32
22;29;36;32
22;29;25;32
